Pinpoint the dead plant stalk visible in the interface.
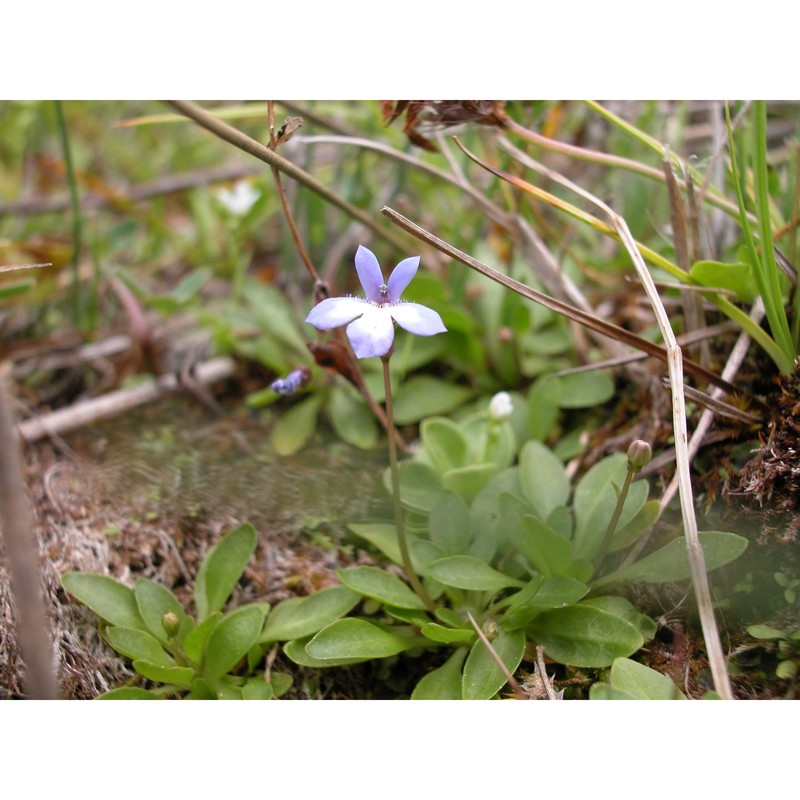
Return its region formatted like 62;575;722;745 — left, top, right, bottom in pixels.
524;167;735;699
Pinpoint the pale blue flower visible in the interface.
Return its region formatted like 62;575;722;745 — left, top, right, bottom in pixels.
305;245;446;359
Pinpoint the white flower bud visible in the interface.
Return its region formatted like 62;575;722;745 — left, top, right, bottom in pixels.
488;391;513;421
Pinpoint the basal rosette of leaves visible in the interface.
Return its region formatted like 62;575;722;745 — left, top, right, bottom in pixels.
62;419;748;700
61;524;291;699
260;406;748;699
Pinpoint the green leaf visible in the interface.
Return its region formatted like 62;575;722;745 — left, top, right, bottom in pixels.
580;596;657;641
429;492;472;555
203;604;268;682
259;585;361;643
270;394;323;456
462;627;526;700
347;523;427;573
502;576;588;629
421;417;468;473
592;531;748;588
337;567;427;610
242;679;274;700
747;624;785;640
528;606;643;667
172;267;212;304
442;463;498;504
327;385;379;450
557;371;615;408
412;648;468;699
182;612;221;663
384;461;444;513
283;636;368;667
589;683;637;700
104;627;174;666
513;514;573;576
132;660;195;689
608;658;686;699
392;377;473;425
134;579;184;645
690;260;755;302
420;623;475;644
189;677;217;699
96;688;161;700
527;376;561;440
61;573;145;630
194;523;258;622
305;618;422;660
0;278;36;301
428;556;525;592
608;499;660;553
518;441;569;519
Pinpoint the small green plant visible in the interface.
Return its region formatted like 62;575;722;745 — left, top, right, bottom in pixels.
746;571;800;683
61;523;291;699
262;396;747;698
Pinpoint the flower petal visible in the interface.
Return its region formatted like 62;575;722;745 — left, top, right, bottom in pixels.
386;256;420;303
390;302;447;337
345;306;395;358
354;245;385;303
305;296;369;330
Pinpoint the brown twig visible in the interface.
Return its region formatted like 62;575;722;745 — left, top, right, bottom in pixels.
380;207;759;407
263;103;406;452
164;101;409;253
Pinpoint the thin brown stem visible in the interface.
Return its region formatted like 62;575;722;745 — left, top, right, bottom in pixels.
165;101;410;252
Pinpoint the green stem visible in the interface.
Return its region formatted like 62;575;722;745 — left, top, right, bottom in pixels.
53;100;83;326
594;463;635;571
382;355;436;613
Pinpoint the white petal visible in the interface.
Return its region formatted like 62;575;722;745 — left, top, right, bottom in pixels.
305;296;368;330
390;302;447;337
345;305;395;358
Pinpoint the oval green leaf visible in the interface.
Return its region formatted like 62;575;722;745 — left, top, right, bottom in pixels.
529;605;643;667
194;523;258;622
134;578;184;644
428;556;525;592
462;627;526;700
132;660;195;689
519;441;570;520
104;627;174;666
61;573;144;630
337;567;427;610
259;585;361;643
203;604;268;682
305;618;421;660
592;530;748;588
270;394;323;456
412;648;468;700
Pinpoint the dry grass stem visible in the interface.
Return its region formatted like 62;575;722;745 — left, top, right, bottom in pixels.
0;372;59;698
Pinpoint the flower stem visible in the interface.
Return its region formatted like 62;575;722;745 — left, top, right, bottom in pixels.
382;356;436;613
593;464;635;572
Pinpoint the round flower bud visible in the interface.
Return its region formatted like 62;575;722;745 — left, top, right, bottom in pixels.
627;440;652;470
482;617;499;641
488;391;513;421
161;611;180;638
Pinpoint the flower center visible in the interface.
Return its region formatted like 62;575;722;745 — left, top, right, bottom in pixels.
379;282;389;300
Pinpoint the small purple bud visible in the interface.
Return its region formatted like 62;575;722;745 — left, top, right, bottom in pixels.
271;366;311;396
